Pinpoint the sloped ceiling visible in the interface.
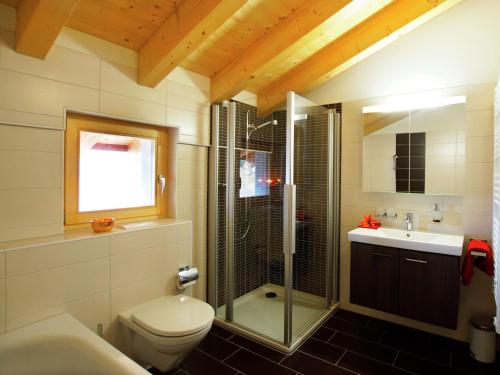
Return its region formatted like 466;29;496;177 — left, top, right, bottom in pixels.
1;0;463;114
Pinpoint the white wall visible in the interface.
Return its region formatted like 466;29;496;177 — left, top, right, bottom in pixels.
362;133;395;193
494;76;500;334
0;221;192;347
307;0;500;341
0;4;210;142
425;127;465;196
0;3;209;299
308;0;500;104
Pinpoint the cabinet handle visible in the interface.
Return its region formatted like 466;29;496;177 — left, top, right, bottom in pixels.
405;258;428;264
372;252;392;258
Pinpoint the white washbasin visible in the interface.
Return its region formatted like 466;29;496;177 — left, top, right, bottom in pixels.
348;227;464;256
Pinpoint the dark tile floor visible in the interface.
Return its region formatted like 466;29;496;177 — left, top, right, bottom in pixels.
150;309;500;375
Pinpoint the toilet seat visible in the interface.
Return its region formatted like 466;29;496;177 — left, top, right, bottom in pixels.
130;295;214;337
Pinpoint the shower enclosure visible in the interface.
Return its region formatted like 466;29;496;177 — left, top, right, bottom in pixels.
208;92;340;351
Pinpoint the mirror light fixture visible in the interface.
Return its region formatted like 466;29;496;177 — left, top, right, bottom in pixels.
362;95;466;114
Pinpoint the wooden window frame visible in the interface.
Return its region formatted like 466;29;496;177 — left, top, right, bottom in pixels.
65;113;168;226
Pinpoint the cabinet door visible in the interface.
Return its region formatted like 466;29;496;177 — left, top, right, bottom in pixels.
350;242;399;314
399;250;459;329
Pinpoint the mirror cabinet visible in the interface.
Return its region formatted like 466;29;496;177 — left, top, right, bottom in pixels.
362;96;466;195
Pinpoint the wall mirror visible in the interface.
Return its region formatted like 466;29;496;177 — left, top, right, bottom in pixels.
362;95;466;195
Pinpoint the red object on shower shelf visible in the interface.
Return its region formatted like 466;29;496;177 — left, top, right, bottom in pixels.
265;178;281;186
296;210;305;221
358;215;381;229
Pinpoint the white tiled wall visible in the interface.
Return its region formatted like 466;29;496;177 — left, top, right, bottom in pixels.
176;145;208;300
0;2;211;301
6;237;109;277
0;119;64;238
7;257;110;329
0;69;100;117
0;13;210;136
362;134;395;192
340;83;496;341
0;221;192;344
424;128;465;195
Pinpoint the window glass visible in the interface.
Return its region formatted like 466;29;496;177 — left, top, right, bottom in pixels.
239;150;269;198
78;131;156;212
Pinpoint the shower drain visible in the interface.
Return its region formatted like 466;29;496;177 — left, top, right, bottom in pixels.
265;292;278;299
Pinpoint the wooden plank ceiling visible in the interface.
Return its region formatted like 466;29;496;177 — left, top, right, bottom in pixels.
2;0;462;114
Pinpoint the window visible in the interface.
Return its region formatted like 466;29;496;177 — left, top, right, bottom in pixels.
78;131;156;211
65;114;168;225
239;150;270;198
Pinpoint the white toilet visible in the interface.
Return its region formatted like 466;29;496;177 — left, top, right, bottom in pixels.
119;295;215;372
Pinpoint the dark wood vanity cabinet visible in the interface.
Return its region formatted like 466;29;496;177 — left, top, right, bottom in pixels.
399;249;460;329
350;242;399;314
350;242;460;329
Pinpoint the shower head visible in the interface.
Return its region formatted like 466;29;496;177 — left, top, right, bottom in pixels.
253;119;278;130
247;118;278;140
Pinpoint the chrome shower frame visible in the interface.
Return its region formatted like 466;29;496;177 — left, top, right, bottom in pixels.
208;94;341;352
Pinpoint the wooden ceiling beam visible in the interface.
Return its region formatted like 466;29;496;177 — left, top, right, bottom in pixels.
16;0;79;59
256;0;461;115
210;0;352;103
138;0;247;88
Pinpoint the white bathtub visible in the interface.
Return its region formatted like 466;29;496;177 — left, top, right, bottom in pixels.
0;313;150;375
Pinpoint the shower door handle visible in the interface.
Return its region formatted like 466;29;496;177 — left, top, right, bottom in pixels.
283;184;296;255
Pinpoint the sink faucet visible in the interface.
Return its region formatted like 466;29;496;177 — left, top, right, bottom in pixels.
405;213;414;231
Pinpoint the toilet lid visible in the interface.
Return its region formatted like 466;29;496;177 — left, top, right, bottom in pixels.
131;295;215;337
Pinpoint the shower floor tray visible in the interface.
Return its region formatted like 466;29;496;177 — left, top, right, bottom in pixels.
216;283;327;342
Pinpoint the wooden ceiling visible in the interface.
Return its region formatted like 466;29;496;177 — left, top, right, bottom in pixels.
2;0;462;114
68;0;181;50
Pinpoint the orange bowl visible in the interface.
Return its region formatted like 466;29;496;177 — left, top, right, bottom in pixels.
90;218;115;233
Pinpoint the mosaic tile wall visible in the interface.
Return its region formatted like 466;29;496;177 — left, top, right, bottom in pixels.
395;132;426;193
268;104;342;296
215;102;274;305
213;101;341;306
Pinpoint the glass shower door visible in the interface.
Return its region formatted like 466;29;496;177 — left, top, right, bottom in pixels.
284;92;337;346
226;101;286;343
208;93;338;349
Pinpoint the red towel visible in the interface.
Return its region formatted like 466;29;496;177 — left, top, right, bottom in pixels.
461;239;494;286
358;215;381;229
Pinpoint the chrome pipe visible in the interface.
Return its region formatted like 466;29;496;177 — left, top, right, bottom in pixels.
332;111;341;304
326;109;334;308
283;91;296;346
225;102;236;321
208;105;220;309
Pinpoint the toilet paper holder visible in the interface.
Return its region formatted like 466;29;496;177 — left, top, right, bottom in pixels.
177;265;199;289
